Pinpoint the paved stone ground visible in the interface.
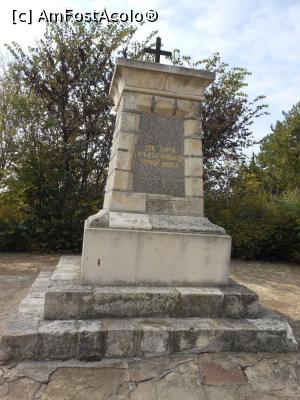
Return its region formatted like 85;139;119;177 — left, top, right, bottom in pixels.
0;253;299;400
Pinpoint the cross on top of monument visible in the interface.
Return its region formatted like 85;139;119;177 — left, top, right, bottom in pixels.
143;37;172;63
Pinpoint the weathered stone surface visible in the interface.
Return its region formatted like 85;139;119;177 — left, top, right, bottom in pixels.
42;367;129;400
139;321;169;357
201;360;246;385
45;287;93;319
128;356;194;382
7;361;57;384
109;212;152;230
109;59;215;106
176;287;224;317
149;214;225;233
248;318;298;352
104;319;139;358
1;314;40;361
132;113;185;197
87;210;109;228
77;320;104;361
44;261;259;319
1;260;298;362
221;284;259;318
81;228;231;286
93;286;178;318
37;321;77;361
245;358;300;397
5;377;41;400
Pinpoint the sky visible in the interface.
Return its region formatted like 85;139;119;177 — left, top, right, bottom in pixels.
1;0;300;155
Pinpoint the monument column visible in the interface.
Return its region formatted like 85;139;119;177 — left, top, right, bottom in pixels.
81;58;231;286
103;59;209;216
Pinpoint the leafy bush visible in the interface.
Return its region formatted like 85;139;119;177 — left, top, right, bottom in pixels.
205;191;300;262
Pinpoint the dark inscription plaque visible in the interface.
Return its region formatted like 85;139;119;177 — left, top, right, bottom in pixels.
132;113;184;197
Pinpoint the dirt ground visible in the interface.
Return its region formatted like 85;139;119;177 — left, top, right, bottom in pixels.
0;253;299;400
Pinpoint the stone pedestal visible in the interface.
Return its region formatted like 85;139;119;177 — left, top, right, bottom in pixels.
81;58;231;286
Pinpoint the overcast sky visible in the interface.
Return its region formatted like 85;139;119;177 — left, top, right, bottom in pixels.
1;0;299;155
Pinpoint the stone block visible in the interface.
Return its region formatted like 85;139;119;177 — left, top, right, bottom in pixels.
174;319;215;353
114;149;133;170
37;321;78;360
185;157;203;177
221;285;259;318
109;211;152;230
109;191;146;213
154;96;175;115
120;92;152;112
81;228;231;286
172;197;204;216
44;287;93;319
177;99;199;116
176;288;224;317
184;138;202;156
248;318;298;352
110;170;133;191
93;286;178;318
1;315;40;361
212;319;258;352
185;177;203;196
119;111;140;132
146;198;173;214
115;130;137;151
135;93;153;112
139;322;169;357
184;119;202;136
77;320;104;360
105;320;139;358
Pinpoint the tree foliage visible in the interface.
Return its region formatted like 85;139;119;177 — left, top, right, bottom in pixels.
172;52;268;193
258;102;300;194
2;21;155;251
206;102;300;262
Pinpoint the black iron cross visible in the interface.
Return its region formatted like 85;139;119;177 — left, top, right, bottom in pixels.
143;37;172;63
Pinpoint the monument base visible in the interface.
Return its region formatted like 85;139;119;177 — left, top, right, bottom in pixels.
81;212;231;286
0;256;297;362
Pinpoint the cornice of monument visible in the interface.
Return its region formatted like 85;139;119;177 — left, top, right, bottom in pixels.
109;58;216;107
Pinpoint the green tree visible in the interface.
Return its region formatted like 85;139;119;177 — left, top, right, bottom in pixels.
205;102;300;262
258;102;300;194
4;21;154;251
172;52;268;193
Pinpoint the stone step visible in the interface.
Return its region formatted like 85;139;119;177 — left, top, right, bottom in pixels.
44;256;259;319
0;268;297;362
1;314;297;362
44;284;259;320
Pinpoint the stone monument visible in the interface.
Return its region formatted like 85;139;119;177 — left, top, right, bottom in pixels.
1;53;297;362
81;58;231;287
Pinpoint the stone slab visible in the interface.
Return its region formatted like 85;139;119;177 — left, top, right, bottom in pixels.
81;228;231;286
1;314;297;362
109;58;215;106
132;113;185;197
44;257;259;319
87;211;226;234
